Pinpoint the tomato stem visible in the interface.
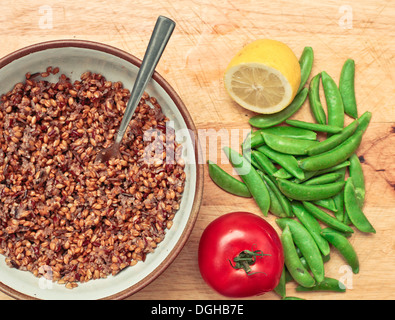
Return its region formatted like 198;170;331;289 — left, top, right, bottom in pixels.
229;248;271;275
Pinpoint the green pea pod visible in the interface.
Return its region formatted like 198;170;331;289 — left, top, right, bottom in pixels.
242;148;260;169
244;130;266;149
348;153;365;208
280;225;316;288
297;47;314;94
285;119;342;134
303;172;343;186
299;256;310;271
309;73;326;124
306;120;359;156
312;198;338;212
207;160;252;198
256;145;305;180
299;130;363;171
354;111;371;135
321;227;352;238
274;268;287;298
273;168;293;179
249;88;308;129
343;206;352;226
261;132;320;156
302;201;354;233
258;171;287;218
292;161;350;183
242;129;253;148
251;150;277;176
276;178;345;201
262;126;317;141
277;218;325;283
291;202;330;256
296;277;346;292
339;59;358;119
333;192;345;221
344;178;375;233
322;253;331;263
258;179;287;218
223;147;270;216
321;71;344;129
261;174;293;218
321;229;359;274
284;268;294;283
332;167;347;222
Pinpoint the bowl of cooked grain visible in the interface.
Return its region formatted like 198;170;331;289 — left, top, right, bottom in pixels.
0;40;203;299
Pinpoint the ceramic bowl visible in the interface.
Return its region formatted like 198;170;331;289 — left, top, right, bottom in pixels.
0;40;203;300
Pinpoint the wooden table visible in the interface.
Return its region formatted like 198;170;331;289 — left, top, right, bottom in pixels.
0;0;394;300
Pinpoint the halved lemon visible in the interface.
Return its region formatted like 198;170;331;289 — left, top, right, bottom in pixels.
224;39;301;114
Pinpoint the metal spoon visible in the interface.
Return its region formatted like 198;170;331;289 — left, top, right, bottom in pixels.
96;16;176;163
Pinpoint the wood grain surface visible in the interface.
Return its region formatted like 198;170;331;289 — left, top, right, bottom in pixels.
0;0;394;300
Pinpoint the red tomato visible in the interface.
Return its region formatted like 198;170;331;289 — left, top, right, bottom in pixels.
198;212;284;298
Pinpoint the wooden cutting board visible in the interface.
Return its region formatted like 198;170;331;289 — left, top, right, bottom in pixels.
0;0;394;300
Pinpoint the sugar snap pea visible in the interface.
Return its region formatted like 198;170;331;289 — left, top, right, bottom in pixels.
285;119;342;134
355;111;372;135
263;126;317;140
302;201;354;233
251;150;277;176
261;173;293;218
284;268;293;283
280;225;316;288
343;206;352;226
291;161;350;183
344;178;375;233
301;252;330;267
276;178;345;201
256;145;305;180
223;147;270;216
297;46;314;94
296;277;346;292
276;218;325;283
243;130;265;149
339;59;358;119
261;132;320;156
273;168;293;179
309;73;326;124
207;160;252;198
291;202;330;256
321;71;344;129
258;171;287;218
299;256;310;271
312;198;337;212
348;153;365;208
249;88;308;129
322;253;331;263
306;119;359;156
332;167;347;222
321;229;359;274
242;149;260;169
299;130;363;171
321;227;352;238
302;172;343;186
274;268;286;298
247;127;317;148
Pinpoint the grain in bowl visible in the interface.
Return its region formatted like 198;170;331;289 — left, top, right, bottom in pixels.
0;68;186;288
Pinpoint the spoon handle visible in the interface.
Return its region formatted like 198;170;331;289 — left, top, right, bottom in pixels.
115;16;176;144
